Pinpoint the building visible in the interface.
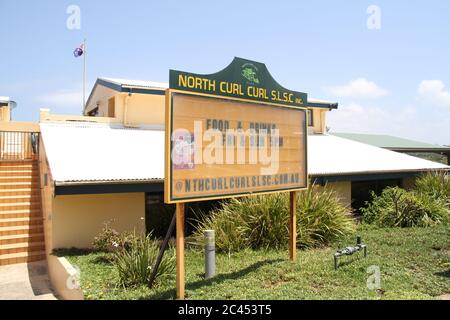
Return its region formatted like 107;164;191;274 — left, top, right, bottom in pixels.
332;132;450;165
1;74;449;299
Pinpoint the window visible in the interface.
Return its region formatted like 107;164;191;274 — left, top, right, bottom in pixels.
351;179;402;212
307;109;314;127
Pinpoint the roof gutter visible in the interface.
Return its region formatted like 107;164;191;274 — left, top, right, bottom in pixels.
310;169;449;184
310;168;449;177
54;179;164;196
55;179;164;187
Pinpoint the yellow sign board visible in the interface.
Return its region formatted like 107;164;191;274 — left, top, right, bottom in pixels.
165;91;307;203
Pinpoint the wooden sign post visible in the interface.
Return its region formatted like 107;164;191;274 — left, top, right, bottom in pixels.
289;191;297;261
165;57;309;299
175;203;185;299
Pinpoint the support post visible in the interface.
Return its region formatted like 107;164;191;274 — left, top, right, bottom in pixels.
176;203;185;299
289;191;297;261
148;212;176;288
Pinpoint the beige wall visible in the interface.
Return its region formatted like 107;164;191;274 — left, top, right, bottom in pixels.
92;92;165;126
0;106;11;122
115;93;165;126
308;108;328;134
85;84;331;132
315;180;352;208
39;136;54;255
39;136;146;251
52;193;145;249
47;255;84;300
84;83;117;116
329;181;352;207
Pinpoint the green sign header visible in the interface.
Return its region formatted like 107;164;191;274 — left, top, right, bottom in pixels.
169;57;307;107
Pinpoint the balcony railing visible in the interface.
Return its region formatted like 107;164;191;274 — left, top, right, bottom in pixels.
0;131;39;161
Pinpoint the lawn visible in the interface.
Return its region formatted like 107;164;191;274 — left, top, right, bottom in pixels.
57;225;450;300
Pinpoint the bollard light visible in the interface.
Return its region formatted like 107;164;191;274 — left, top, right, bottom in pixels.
204;230;215;279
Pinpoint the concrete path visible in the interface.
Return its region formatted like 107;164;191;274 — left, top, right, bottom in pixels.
0;261;57;300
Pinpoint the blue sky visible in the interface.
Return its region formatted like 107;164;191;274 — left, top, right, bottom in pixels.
1;0;449;144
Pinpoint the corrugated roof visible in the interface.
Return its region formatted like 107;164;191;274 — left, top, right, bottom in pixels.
307;98;338;107
332;132;450;151
0;96;10;103
40;122;448;184
95;78;338;108
40;122;164;183
98;77;168;90
308;134;448;176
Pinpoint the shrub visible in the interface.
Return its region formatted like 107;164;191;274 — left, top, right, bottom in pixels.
296;186;356;248
192;186;355;252
361;187;450;227
192;200;251;253
114;232;175;287
92;220;123;252
415;171;450;206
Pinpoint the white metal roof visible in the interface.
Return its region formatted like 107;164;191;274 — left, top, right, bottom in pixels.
308;134;448;176
308;98;337;105
0;96;10;103
40;122;164;183
40;122;448;184
97;78;338;106
99;77;168;90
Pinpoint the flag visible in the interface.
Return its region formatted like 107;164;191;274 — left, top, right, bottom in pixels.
73;43;84;58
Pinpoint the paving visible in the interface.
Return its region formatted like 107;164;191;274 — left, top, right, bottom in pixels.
0;261;57;300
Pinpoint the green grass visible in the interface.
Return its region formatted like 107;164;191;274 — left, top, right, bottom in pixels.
57;225;450;300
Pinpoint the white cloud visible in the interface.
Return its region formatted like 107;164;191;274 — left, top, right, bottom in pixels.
37;90;83;112
327;103;389;133
326;78;389;99
417;80;450;108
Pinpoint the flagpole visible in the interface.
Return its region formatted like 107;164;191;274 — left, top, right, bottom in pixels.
83;38;87;112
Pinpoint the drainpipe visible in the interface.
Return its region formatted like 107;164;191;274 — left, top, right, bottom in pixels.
123;92;131;126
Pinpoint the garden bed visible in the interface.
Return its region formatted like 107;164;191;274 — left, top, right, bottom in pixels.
57;225;450;300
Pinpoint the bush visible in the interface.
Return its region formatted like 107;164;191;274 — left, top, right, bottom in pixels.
114;232;175;287
415;171;450;206
296;186;356;248
92;220;123;252
361;187;450;227
192;186;355;253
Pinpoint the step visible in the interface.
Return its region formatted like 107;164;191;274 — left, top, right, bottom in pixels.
0;250;46;266
0;161;37;166
0;217;43;227
0;188;40;196
0;164;38;171
0;225;44;237
0;170;38;177
0;182;39;190
0;162;38;167
0;233;44;245
0;176;39;183
0;241;45;255
0;209;42;219
0;202;41;211
0;194;40;203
